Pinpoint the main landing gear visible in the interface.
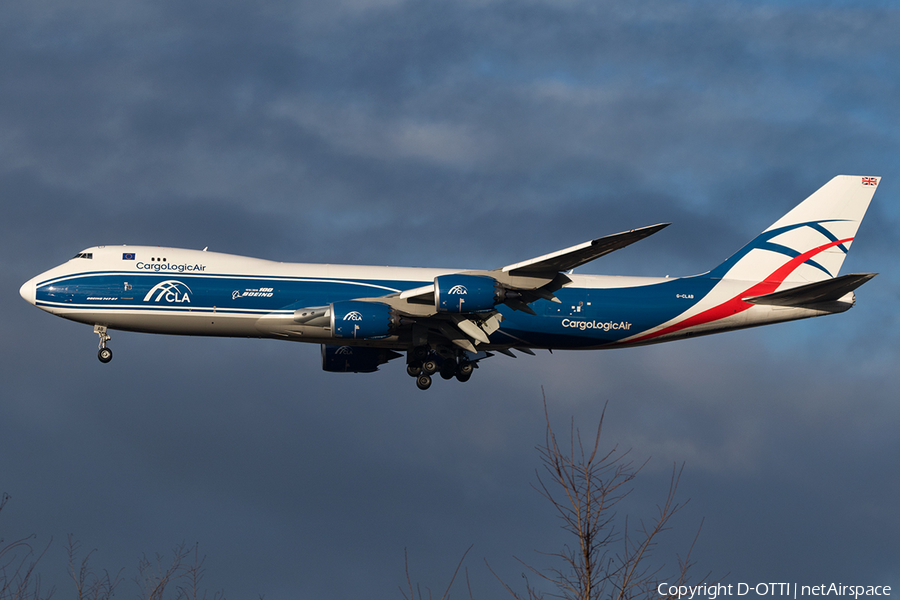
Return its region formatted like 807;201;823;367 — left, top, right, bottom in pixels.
94;325;113;363
406;347;475;390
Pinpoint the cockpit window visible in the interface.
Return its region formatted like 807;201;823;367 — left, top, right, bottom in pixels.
72;252;93;259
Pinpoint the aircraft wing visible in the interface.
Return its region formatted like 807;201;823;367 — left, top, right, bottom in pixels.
393;222;670;306
292;223;670;353
499;223;670;276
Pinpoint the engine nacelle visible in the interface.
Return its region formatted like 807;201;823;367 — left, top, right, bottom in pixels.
321;344;401;373
434;274;503;313
330;300;396;339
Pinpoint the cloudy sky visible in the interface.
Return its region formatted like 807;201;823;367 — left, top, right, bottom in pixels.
2;0;899;598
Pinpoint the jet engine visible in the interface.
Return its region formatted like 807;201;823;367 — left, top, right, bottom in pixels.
330;300;397;339
321;344;402;373
434;274;505;313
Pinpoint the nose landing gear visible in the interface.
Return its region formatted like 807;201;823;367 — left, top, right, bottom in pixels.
94;325;112;363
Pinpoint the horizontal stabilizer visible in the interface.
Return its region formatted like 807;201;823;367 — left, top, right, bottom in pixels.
744;273;877;307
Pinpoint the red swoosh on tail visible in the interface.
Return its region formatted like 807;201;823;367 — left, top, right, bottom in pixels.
624;237;853;344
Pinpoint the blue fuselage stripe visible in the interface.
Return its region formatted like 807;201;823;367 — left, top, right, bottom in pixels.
35;271;717;348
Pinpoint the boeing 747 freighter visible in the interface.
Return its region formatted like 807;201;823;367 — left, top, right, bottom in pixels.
20;175;879;389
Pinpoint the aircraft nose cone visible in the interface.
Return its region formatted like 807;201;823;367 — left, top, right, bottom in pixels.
19;278;36;305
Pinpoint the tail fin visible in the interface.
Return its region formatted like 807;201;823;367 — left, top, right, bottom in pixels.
709;175;880;283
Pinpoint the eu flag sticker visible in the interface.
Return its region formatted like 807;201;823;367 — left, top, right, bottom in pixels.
123;253;135;260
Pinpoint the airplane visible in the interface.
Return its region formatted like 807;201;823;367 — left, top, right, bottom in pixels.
19;175;880;390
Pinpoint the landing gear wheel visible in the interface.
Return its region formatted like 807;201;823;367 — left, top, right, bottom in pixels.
94;325;112;364
456;361;473;382
439;360;457;380
416;374;432;390
407;362;423;377
422;359;438;375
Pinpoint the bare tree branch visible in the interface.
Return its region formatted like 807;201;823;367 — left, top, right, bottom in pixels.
401;546;474;600
492;391;702;600
3;493;238;599
0;493;54;600
67;535;122;600
136;542;194;600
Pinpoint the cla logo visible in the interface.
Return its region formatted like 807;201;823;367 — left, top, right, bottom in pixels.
343;311;363;321
447;284;468;295
143;280;192;303
335;346;353;355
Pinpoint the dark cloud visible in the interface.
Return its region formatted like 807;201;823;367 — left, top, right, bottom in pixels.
2;0;900;598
